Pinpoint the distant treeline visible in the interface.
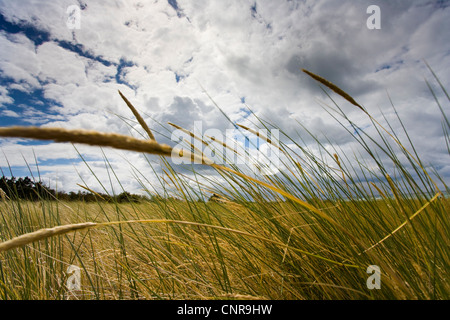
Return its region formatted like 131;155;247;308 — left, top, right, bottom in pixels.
0;176;149;203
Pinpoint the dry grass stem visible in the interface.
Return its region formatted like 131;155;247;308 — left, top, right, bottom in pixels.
168;122;211;148
210;163;366;251
172;146;214;165
204;134;242;157
333;153;351;197
0;126;172;156
236;124;280;148
370;182;387;199
302;69;366;113
0;67;446;300
77;183;106;201
386;174;403;213
0;218;361;268
302;68;440;194
0;222;97;252
167;122;216;164
361;192;442;254
0;125;209;165
94;219;362;268
118;90;156;141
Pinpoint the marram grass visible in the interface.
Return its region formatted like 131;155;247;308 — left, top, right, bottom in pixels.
0;68;448;300
0;219;361;268
302;69;366;113
0;222;98;252
118;90;156;141
0;127;172;156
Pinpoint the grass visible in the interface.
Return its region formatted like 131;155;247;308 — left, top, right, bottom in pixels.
0;68;448;300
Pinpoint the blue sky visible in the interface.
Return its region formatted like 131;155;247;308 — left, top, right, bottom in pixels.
0;0;449;194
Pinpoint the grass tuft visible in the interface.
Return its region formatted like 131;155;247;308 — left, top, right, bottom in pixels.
0;68;448;300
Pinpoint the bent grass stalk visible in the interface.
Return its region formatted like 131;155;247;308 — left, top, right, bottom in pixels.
302;68;441;193
0;222;98;252
237;122;327;197
169;121;242;162
166;122;340;232
301;69;366;113
0;78;447;299
0;219;361;269
208;163;371;254
0;126;210;165
236;124;280;148
77;183;106;201
118;90;156;141
0;93;378;259
361;191;442;254
0;127;172;156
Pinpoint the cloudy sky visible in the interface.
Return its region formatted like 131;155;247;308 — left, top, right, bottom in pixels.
0;0;449;196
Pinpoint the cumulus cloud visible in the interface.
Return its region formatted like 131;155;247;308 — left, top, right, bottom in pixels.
0;0;449;193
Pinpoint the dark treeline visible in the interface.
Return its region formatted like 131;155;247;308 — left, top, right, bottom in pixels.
0;176;149;203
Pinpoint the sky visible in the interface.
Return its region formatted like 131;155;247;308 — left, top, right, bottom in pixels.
0;0;449;196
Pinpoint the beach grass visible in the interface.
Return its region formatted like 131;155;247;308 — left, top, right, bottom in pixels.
0;69;448;300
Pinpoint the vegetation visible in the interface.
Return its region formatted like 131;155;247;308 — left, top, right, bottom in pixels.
0;68;448;300
0;176;149;203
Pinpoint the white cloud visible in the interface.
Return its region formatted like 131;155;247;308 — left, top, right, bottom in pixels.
0;31;41;89
1;109;19;118
36;42;88;86
0;0;449;193
0;86;13;106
